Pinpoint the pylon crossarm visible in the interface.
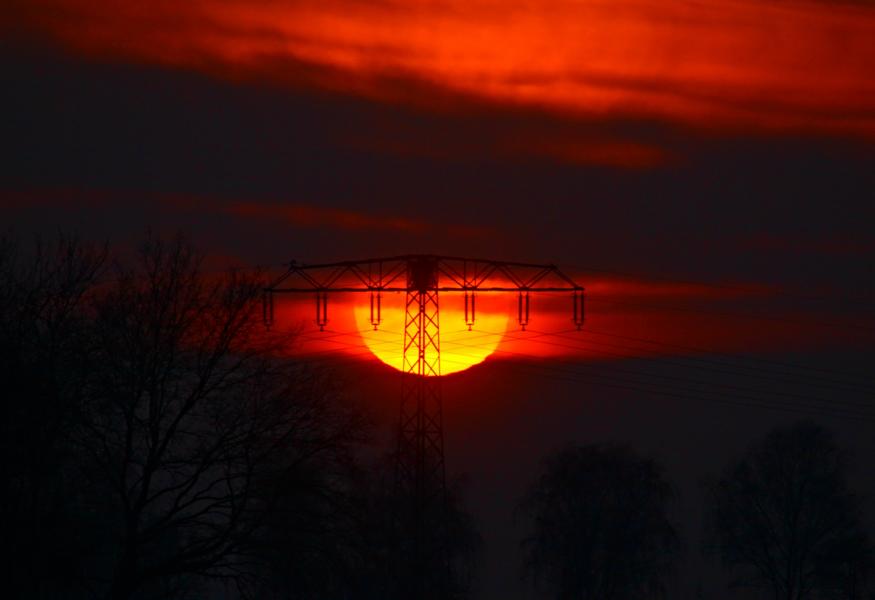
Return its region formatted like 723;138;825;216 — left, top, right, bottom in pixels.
436;259;500;289
266;255;583;294
264;254;584;333
349;261;407;289
522;266;557;288
269;286;581;292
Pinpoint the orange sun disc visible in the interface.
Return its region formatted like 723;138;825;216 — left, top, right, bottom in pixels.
353;293;508;375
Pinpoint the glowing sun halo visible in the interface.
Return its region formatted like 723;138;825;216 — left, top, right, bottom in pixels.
353;294;509;375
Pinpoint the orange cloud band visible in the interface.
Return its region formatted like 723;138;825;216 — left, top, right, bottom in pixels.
6;0;875;138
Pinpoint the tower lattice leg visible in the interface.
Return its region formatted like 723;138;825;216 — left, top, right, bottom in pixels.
395;287;449;597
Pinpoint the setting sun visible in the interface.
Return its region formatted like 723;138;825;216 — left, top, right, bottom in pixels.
353;293;509;376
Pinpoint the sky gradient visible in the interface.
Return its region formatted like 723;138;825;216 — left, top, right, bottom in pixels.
2;1;874;597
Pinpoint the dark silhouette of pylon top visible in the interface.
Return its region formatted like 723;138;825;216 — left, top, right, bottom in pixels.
263;254;584;332
263;254;583;597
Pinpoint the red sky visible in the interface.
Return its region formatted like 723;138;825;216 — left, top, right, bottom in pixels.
1;0;872;393
6;0;875;164
269;275;873;374
2;3;875;597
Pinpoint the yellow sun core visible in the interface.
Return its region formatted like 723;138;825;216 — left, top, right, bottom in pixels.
353;294;508;375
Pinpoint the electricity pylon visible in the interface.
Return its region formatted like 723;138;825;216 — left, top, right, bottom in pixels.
264;255;583;596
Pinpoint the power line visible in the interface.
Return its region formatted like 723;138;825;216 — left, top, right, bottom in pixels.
285;325;875;422
289;324;875;402
456;329;875;418
542;328;875;396
469;354;875;423
578;326;875;383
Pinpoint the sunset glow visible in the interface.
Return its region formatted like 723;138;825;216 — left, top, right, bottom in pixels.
354;294;509;376
7;0;875;142
3;0;875;597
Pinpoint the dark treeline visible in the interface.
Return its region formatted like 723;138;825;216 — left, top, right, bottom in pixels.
518;428;873;600
1;234;872;600
0;233;477;600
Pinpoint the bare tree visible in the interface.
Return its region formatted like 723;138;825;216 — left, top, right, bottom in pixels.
72;235;367;599
706;421;872;600
518;444;679;600
4;233;491;599
0;234;107;599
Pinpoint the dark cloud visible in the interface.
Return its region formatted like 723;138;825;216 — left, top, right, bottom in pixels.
2;47;873;288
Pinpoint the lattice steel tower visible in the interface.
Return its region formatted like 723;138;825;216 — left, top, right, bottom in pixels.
264;255;583;596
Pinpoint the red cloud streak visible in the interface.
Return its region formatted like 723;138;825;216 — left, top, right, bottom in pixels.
5;0;875;139
271;275;874;370
0;187;495;238
226;202;428;234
